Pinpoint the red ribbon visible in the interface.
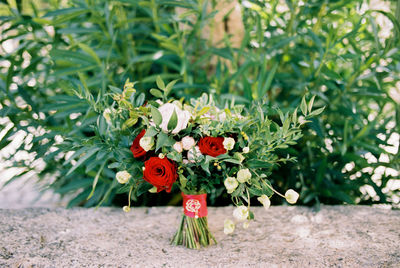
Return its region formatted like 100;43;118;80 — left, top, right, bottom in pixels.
182;193;208;218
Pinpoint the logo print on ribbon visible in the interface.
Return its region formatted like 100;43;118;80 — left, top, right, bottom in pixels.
185;199;201;218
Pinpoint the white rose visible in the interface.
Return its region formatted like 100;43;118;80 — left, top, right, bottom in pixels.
224;219;235;234
187;146;203;163
233;206;249;221
285;189;299;204
181;136;196;150
173;142;183;153
158;103;191;134
242;147;250;153
257;195;271;210
139;136;154;152
224;177;238;194
116;171;131;184
223;137;235;150
237;168;251;183
103;108;112;123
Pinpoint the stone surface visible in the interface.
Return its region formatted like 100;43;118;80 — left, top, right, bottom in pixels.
0;206;399;267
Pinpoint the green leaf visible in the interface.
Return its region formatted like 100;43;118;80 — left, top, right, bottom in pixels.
308;95;315;113
165;79;179;96
300;96;307;116
156;132;168;151
167;109;178;131
151;106;162;126
78;43;101;65
179;174;188;188
150;88;163;98
66;147;99;176
156;75;165;90
310;106;325;116
144;126;158;137
87;161;106;200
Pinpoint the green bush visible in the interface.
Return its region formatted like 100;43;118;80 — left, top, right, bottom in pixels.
0;0;399;207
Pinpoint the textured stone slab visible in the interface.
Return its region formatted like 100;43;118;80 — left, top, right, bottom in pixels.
0;206;399;267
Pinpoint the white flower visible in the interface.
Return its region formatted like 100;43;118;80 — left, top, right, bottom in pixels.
158;103;191;134
103;108;112;123
233;206;249;221
257;195;271;210
224;219;235;234
158;153;165;159
242;147;250;153
116;171;131;184
224;177;239;194
243;221;250;229
285;189;299;204
173;142;183;153
234;152;245;163
187;146;203;163
223;137;235;150
123;206;130;212
237;168;251;183
139;136;154;152
181;136;196;150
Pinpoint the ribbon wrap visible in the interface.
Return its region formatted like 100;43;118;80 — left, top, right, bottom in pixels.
182;192;208;218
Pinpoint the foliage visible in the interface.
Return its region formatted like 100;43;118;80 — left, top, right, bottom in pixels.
0;0;399;207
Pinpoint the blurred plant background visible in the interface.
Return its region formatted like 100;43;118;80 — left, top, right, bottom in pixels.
0;0;399;208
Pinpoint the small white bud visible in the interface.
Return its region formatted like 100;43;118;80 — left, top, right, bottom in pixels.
285;189;299;204
233;206;249;221
173;142;183;153
116;171;131;184
237;168;252;183
123;206;131;212
242;147;250;153
224;177;238;194
181;136;196;150
223;137;235;150
224;219;235;234
139;136;154;152
257;195;271;210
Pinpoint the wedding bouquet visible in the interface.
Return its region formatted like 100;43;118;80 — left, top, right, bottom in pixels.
74;77;322;249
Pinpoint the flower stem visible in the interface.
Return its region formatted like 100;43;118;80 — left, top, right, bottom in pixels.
171;214;216;249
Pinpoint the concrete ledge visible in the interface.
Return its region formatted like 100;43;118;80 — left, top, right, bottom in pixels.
0;206;399;267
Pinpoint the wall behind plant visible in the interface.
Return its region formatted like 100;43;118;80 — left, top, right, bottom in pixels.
0;0;399;207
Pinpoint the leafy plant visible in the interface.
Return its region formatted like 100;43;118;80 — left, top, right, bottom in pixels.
0;0;399;207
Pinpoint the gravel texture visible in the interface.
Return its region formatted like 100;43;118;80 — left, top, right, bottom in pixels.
0;205;399;267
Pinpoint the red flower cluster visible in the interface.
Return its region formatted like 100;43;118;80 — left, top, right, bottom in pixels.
143;157;178;193
198;137;226;157
130;129;147;158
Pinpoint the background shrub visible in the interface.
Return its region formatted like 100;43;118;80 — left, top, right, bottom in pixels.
0;0;399;207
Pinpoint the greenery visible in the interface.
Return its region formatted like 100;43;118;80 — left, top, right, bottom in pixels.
0;0;399;207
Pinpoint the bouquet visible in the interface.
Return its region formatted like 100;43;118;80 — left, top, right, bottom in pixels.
73;77;322;249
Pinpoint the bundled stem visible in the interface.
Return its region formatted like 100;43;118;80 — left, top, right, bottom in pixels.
171;215;217;249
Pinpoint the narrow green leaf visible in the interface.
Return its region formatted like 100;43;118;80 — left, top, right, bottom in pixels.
87;161;106;200
308;95;315;113
151;106;162;126
300;96;307;116
150;88;163;98
67;147;100;176
156;75;165;90
167;109;178;131
165;79;179;96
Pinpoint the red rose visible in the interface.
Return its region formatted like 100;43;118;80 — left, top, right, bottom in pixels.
143;157;178;193
198;137;227;157
130;129;146;158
